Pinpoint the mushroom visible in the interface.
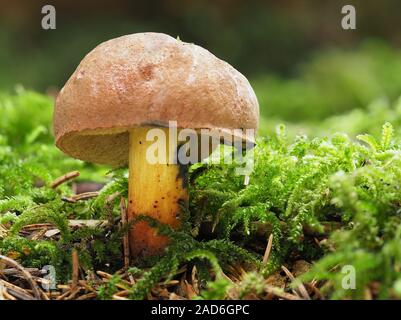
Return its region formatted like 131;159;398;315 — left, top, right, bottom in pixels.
53;33;259;259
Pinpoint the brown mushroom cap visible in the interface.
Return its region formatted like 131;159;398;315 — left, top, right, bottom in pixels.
54;32;259;166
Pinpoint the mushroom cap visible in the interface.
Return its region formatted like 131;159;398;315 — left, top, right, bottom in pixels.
54;32;259;166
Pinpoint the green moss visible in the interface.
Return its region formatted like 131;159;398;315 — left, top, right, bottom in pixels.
2;90;401;299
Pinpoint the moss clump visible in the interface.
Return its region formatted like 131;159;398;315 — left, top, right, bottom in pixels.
2;90;401;299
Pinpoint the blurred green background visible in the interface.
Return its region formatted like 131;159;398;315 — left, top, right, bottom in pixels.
1;0;401;134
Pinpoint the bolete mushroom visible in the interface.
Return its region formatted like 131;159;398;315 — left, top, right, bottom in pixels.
54;33;259;259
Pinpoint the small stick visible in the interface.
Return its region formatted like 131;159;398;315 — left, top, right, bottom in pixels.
78;280;96;293
0;281;35;300
30;228;47;241
96;271;131;289
71;249;79;289
264;285;302;300
1;268;45;277
164;280;180;287
3;288;17;300
50;171;80;189
77;292;97;300
7;288;36;300
120;197;130;270
304;282;323;300
61;196;77;203
169;293;187;300
113;290;130;297
21;223;53;230
66;286;81;300
56;289;72;300
262;233;274;265
128;274;135;285
0;255;41;299
68;219;108;228
281;265;311;300
191;266;199;295
0;279;33;296
71;191;100;201
39;287;50;301
62;191;100;203
113;294;129;300
96;270;113;279
48;291;61;298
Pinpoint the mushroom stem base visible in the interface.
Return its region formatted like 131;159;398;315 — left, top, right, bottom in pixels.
128;127;189;259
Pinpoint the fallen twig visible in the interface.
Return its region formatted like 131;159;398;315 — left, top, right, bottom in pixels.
1;267;46;277
77;292;97;300
2;288;17;300
71;249;79;289
281;265;310;300
264;285;302;300
68;219;108;228
262;233;274;265
50;171;80;189
62;191;99;203
0;255;41;299
0;279;36;300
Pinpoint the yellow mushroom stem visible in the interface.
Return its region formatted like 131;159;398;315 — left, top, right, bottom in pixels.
128;127;189;258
